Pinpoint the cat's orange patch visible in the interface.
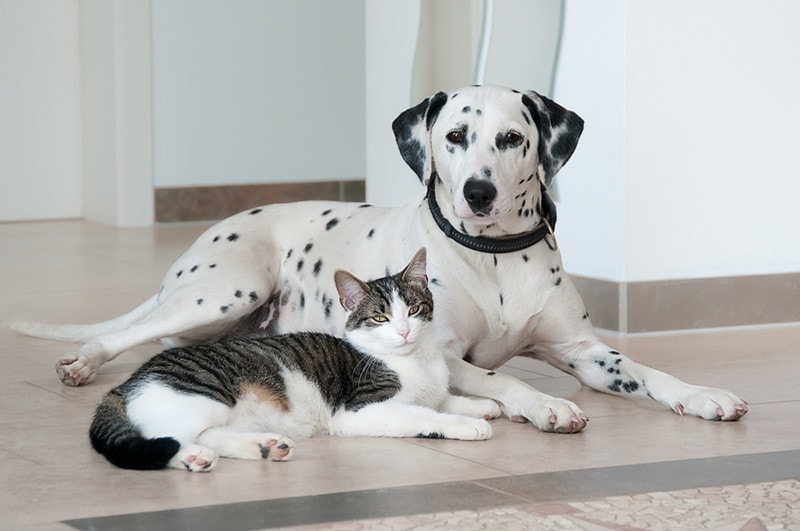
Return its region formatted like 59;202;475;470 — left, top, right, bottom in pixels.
239;382;290;412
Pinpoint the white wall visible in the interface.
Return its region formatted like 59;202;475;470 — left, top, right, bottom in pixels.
151;0;365;188
0;2;82;222
555;0;800;282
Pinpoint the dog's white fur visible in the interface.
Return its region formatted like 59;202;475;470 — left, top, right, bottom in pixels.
13;86;747;432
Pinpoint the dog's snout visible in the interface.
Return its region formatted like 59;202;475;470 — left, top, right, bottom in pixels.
463;179;497;215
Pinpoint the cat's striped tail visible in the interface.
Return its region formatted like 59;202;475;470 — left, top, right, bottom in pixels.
10;294;158;343
89;391;179;470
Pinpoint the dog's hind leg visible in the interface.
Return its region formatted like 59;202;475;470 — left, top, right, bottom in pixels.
55;280;274;386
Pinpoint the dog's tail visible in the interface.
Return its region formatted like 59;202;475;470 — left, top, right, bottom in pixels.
10;294;158;343
90;390;180;470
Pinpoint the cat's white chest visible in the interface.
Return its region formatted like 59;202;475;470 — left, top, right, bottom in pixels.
386;353;449;409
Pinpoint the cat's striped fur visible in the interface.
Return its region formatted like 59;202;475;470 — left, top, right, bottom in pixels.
89;248;499;472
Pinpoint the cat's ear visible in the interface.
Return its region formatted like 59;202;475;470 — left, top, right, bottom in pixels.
334;270;369;312
401;248;428;286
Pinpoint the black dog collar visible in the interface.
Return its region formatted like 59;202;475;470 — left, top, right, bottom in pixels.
426;176;557;254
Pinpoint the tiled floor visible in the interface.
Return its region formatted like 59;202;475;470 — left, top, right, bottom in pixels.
1;220;798;530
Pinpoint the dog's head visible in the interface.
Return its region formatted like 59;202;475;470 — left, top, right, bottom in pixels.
392;86;583;228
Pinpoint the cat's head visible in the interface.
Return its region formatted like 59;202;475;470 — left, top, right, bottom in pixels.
334;248;433;356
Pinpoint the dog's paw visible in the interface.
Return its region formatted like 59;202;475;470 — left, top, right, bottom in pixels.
519;397;589;434
259;436;295;461
55;353;97;386
673;388;748;421
173;445;218;472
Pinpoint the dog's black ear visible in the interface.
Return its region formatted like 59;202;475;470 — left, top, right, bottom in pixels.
522;91;584;186
392;92;448;184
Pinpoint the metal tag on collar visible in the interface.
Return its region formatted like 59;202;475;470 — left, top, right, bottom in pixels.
544;219;558;251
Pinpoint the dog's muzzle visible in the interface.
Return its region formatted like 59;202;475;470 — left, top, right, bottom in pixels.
463;179;497;216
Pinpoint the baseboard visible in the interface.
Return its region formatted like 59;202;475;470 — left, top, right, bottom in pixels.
154;180;365;222
571;272;800;333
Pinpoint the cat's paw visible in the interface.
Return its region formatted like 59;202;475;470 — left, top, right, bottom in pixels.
259;435;295;461
173;445;218;472
430;417;492;441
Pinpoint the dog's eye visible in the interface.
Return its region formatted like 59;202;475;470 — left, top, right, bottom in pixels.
504;131;522;144
446;130;465;144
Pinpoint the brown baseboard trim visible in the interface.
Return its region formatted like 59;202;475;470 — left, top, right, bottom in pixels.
155;180;366;222
572;272;800;333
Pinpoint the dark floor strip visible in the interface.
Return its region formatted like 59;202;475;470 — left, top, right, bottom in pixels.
63;450;800;531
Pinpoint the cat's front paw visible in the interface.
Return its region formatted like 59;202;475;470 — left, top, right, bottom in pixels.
260;435;295;461
421;417;492;441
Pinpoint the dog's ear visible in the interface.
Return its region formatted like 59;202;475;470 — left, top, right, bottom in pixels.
522;91;584;186
392;92;448;185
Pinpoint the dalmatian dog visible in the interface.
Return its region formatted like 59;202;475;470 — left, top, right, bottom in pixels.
13;86;747;432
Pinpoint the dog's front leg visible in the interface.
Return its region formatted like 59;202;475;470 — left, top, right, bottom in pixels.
533;341;748;421
448;359;588;433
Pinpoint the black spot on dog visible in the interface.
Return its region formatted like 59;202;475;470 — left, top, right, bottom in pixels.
299;293;305;308
493;255;498;267
499;293;504;305
597;360;606;367
249;291;258;303
209;264;217;268
476;109;482;116
446;145;455;154
220;305;229;314
622;381;639;393
196;299;204;305
234;290;243;298
522;254;529;262
321;209;332;216
487;371;496;376
286;249;294;259
608;379;623;392
430;278;440;286
326;218;339;231
313;259;323;277
304;242;313;253
462;105;471;113
521;110;531;125
582;311;589;320
568;363;576;369
190;265;199;273
609;350;621;356
482;167;492;178
176;270;183;278
470;131;477;145
614;358;622;365
212;235;220;242
417;432;445;439
297;259;304;272
227;233;239;242
249;208;262;215
526;174;535;182
359;204;372;208
323;295;334;319
367;228;375;239
554;277;562;286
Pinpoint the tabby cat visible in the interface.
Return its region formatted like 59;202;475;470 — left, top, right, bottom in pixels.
89;248;499;472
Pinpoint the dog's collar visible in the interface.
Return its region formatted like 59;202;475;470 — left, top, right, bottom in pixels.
426;176;557;254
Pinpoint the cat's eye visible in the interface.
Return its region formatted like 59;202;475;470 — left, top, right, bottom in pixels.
408;304;426;316
371;315;389;323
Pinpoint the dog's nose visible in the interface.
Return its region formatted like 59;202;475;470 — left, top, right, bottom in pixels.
463;179;497;215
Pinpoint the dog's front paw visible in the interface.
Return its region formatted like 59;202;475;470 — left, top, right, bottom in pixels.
673;388;748;421
515;397;588;434
56;353;97;386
